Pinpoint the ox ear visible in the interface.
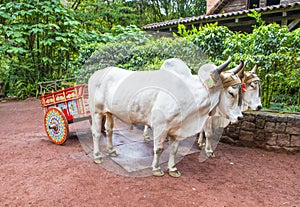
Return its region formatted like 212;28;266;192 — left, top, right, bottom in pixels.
252;64;258;74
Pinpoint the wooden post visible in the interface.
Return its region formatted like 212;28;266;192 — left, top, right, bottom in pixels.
281;11;288;26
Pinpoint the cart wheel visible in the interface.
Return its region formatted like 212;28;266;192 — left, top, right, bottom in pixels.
44;108;69;145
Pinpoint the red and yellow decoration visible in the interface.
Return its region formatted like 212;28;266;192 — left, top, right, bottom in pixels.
44;108;69;145
40;83;89;144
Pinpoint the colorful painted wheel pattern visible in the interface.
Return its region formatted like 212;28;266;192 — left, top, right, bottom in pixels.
44;108;69;144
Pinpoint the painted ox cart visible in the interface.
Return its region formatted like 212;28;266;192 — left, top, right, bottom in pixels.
39;80;91;144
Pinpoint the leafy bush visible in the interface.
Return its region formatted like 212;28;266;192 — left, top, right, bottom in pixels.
77;36;208;83
0;0;85;98
246;23;299;109
178;16;300;110
178;23;234;62
71;25;152;77
269;103;300;113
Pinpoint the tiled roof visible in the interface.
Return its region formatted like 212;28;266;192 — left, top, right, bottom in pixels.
142;2;300;30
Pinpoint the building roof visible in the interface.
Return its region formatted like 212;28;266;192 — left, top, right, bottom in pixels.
142;2;300;32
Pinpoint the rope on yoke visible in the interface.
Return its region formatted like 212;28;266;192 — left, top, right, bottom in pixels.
221;72;242;88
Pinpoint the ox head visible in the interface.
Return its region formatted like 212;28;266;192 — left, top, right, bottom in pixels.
198;57;244;124
218;61;244;124
240;64;262;111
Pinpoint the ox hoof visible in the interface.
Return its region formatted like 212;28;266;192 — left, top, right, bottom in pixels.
198;143;205;149
94;157;103;164
144;136;151;142
168;170;181;178
152;169;165;177
206;151;215;158
108;150;118;157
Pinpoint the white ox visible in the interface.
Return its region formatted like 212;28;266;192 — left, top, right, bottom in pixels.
88;57;243;177
198;64;262;157
142;62;246;141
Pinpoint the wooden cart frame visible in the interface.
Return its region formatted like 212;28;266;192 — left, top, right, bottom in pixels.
39;80;90;144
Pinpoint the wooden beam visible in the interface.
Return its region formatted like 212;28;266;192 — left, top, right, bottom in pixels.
288;19;300;30
264;13;300;23
222;19;257;27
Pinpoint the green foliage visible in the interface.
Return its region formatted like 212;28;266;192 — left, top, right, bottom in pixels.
68;0;140;33
66;0;206;28
0;0;207;99
144;0;206;22
78;36;207;83
178;18;300;111
248;10;265;26
269;103;300;112
246;24;299;108
119;37;206;73
178;23;234;61
0;0;84;98
72;25;152;76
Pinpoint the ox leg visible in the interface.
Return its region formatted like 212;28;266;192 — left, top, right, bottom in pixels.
143;125;151;141
197;131;206;149
202;118;215;158
204;132;215;158
105;112;118;157
168;137;181;178
152;130;167;177
92;113;103;164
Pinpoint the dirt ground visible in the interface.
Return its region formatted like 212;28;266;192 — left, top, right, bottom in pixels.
0;98;299;207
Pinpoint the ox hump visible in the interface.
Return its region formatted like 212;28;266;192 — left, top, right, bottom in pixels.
160;58;193;79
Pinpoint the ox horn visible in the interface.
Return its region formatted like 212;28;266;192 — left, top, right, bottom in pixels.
215;56;232;74
252;64;258;73
228;60;244;74
237;61;246;80
237;61;247;79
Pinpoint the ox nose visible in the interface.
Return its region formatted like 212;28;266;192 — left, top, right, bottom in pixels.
238;116;243;121
257;105;262;111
